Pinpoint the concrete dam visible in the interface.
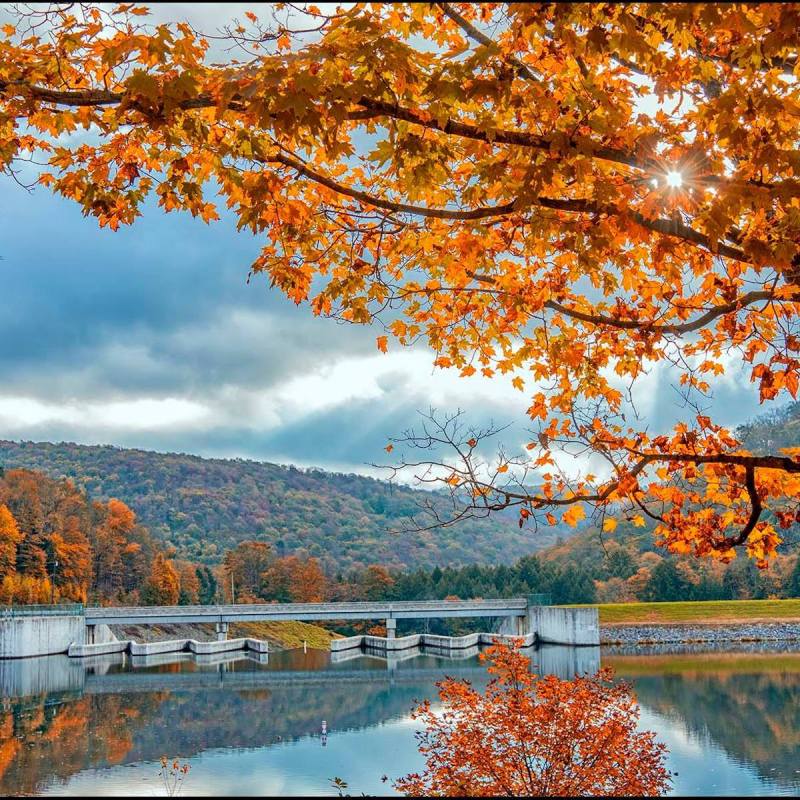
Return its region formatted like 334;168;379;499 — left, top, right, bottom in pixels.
0;598;599;659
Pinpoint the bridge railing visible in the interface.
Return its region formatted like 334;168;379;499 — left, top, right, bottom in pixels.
86;598;529;617
0;603;84;618
528;593;552;606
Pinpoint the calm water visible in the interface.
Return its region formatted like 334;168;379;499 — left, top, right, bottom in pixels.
1;643;800;796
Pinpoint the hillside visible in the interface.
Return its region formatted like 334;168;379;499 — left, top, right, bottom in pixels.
0;440;563;571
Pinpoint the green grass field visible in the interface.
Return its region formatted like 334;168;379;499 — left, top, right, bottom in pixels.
586;598;800;625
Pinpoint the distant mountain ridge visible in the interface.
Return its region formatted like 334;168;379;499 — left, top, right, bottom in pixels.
0;439;562;571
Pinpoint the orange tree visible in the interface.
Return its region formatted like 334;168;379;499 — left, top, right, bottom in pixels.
396;643;671;796
1;3;800;563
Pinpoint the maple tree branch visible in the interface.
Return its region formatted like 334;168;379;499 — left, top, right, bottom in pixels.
386;411;799;550
268;152;518;220
543;291;778;335
397;272;782;336
436;2;540;83
268;151;753;262
354;96;646;170
5;77;791;198
711;464;762;550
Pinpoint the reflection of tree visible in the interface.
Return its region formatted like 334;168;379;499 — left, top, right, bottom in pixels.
611;660;800;791
0;691;169;795
0;658;491;795
19;653;800;795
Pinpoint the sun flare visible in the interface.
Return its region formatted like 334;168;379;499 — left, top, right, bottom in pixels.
666;170;683;188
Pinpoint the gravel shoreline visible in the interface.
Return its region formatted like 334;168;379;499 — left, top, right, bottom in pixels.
601;621;800;646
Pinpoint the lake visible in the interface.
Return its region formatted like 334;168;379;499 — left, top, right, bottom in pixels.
1;642;799;796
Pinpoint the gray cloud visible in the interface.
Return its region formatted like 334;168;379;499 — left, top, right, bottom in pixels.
0;181;375;401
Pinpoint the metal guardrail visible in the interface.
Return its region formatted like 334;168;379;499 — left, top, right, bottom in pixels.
528;593;552;606
0;603;84;618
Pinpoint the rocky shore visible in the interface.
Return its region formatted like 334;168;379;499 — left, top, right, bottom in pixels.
601;621;800;646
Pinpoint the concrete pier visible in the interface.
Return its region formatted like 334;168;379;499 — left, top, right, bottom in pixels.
0;607;84;659
67;636;270;658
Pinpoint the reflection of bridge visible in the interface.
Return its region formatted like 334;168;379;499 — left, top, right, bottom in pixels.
0;644;601;700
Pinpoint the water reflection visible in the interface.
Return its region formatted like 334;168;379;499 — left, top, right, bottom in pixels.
607;650;800;794
0;644;798;796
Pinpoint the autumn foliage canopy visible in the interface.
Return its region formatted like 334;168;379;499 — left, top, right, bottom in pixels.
396;643;670;797
2;3;800;563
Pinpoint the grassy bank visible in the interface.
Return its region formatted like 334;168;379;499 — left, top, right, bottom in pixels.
589;598;800;625
113;620;341;650
230;620;342;649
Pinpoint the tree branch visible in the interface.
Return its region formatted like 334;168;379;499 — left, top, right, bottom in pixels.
436;2;540;83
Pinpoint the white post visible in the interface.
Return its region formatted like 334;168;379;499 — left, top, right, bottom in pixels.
385;618;397;639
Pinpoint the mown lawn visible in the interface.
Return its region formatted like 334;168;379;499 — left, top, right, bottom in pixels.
584;598;800;625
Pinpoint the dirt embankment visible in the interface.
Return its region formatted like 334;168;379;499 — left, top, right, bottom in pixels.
109;620;341;650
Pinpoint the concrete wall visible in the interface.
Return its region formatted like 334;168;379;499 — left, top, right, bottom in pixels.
68;640;129;658
352;631;536;651
85;623;118;645
422;633;481;649
330;635;364;652
496;615;526;636
0;614;84;659
129;639;189;656
529;606;599;646
68;636;270;658
189;638;248;655
363;633;421;651
337;612;600;654
480;632;536;648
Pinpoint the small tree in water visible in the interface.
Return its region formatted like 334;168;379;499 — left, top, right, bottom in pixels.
396;644;670;797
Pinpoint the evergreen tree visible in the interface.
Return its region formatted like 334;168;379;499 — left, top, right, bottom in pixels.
784;559;800;599
642;560;692;602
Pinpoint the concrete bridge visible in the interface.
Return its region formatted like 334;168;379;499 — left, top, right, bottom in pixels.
85;598;531;641
1;598;599;658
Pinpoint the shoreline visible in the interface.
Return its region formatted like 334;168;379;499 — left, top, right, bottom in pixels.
601;620;800;646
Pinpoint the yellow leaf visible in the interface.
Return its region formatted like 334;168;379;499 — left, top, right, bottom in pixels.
603;518;618;533
376;336;388;353
562;505;586;528
632;514;646;528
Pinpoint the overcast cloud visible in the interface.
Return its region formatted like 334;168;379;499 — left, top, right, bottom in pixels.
0;3;766;477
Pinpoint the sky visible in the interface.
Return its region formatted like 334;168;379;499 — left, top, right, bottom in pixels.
0;3;768;478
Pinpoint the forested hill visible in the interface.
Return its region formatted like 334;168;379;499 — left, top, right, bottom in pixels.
0;440;562;571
